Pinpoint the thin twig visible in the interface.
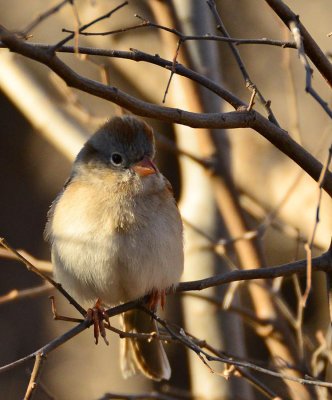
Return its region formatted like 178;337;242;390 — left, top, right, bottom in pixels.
0;320;90;375
0;238;86;316
0;283;52;306
62;18;296;49
247;88;257;111
162;39;182;103
52;1;128;50
24;353;45;400
290;20;332;118
145;307;332;389
0;247;52;274
292;275;305;360
264;0;332;87
99;392;179;400
50;295;84;323
1;288;332;391
283;27;302;144
21;0;71;36
235;367;281;399
0;299;144;376
302;145;332;306
207;0;280;126
70;0;81;55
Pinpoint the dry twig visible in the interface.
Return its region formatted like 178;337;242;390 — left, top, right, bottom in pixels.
290;20;332;118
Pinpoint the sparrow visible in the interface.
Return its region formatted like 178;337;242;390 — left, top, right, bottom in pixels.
44;115;184;381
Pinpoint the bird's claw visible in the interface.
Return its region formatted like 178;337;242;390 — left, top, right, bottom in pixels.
147;289;166;312
86;299;111;345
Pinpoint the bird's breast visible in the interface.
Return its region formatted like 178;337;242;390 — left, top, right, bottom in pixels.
48;178;183;305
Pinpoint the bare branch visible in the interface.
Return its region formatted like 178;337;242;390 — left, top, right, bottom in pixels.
0;247;52;274
62;17;296;49
302;146;332;306
99;393;179;400
20;0;71;37
24;353;46;400
207;0;280;126
144;307;332;389
177;249;332;292
0;34;331;196
52;1;129;50
0;283;52;306
265;0;332;87
0;238;86;316
290;20;332;118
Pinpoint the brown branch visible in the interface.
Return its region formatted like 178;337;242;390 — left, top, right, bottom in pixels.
177;249;332;292
0;41;244;109
99;393;178;400
1;271;332;391
235;368;280;399
0;238;86;316
302;146;332;306
162;39;182;104
20;0;71;37
24;353;45;400
62;16;296;49
0;322;88;375
184;292;279;336
52;1;128;50
290;20;332;118
6;232;330;335
1;292;329;392
0;283;52;306
0;298;140;375
0;247;52;274
264;0;332;87
207;0;280;126
145;307;332;389
0;35;331;197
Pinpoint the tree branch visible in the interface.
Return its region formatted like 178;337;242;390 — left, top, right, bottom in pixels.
177;248;332;292
0;33;331;196
62;17;296;49
264;0;332;87
289;20;332;118
207;0;280;126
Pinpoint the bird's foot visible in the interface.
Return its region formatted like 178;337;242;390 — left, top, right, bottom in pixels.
147;289;166;312
86;298;111;345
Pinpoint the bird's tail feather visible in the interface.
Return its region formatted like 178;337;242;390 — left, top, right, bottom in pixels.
120;309;171;381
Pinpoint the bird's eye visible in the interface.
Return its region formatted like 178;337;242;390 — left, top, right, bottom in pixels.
110;152;123;166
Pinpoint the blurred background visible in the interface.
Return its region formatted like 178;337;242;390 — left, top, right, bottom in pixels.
0;1;331;399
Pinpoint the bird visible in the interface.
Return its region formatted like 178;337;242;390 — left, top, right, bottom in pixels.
44;115;184;381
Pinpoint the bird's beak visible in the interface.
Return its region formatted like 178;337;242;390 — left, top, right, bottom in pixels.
132;156;157;177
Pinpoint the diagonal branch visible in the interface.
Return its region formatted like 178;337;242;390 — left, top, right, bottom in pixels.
264;0;332;87
0;34;331;197
0;238;86;316
21;0;71;37
207;0;280;126
290;20;332;118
